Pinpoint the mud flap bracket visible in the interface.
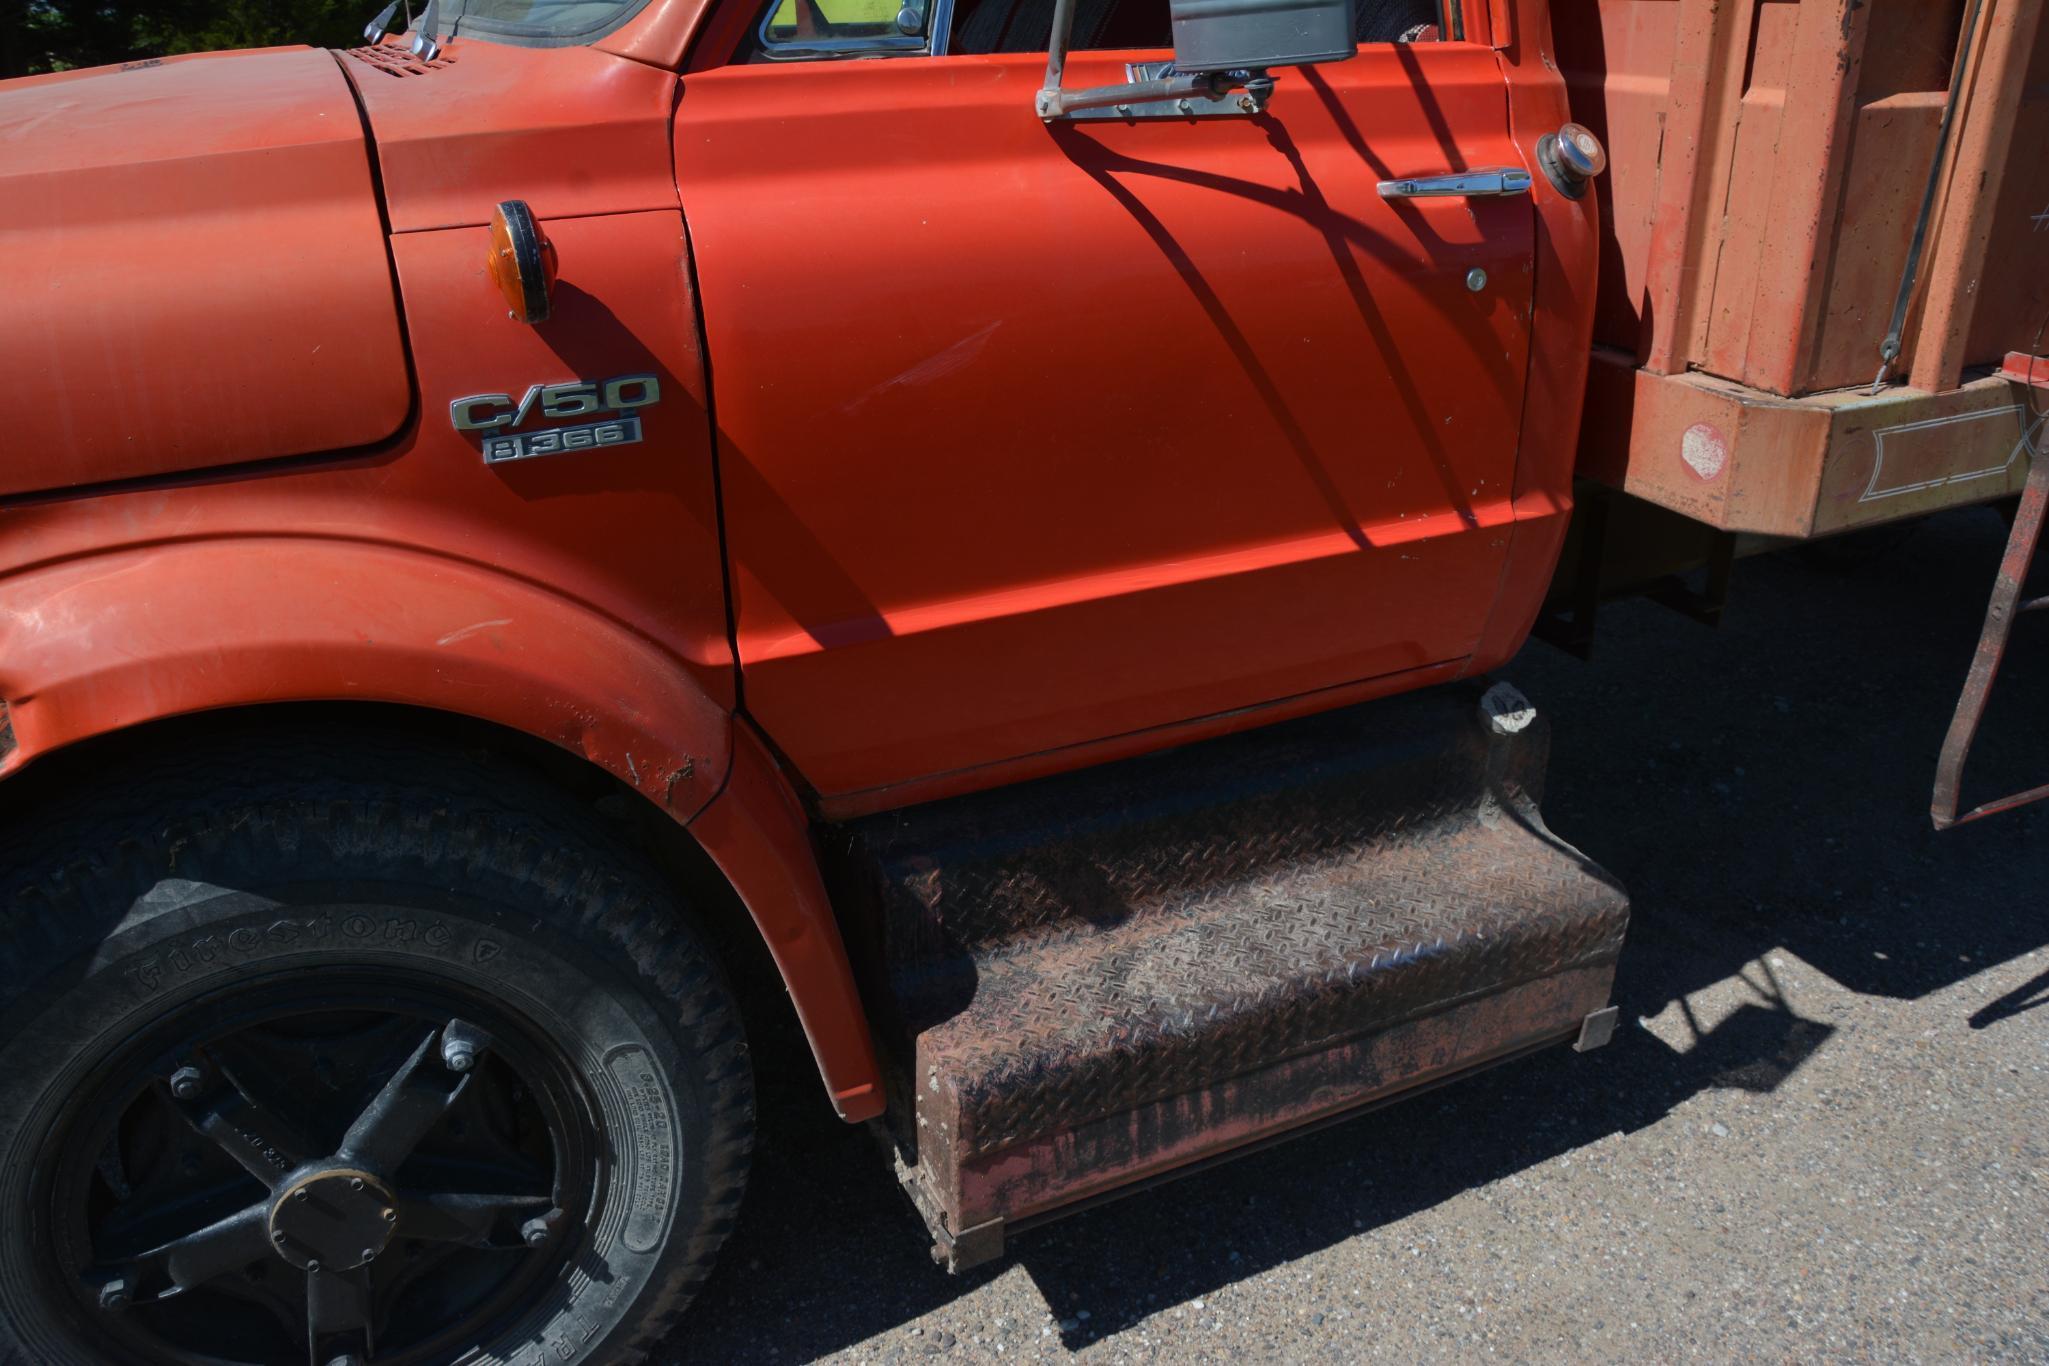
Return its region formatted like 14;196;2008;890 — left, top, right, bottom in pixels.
1574;1005;1621;1052
932;1217;1004;1273
895;1145;1005;1272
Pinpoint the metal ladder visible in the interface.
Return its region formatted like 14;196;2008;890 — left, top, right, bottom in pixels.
1931;352;2049;829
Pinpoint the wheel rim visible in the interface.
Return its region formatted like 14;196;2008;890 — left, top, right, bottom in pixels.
38;968;602;1366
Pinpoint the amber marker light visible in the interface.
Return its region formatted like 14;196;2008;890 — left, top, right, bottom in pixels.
487;199;557;325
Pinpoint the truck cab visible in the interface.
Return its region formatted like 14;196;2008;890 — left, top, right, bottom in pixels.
0;3;1621;1362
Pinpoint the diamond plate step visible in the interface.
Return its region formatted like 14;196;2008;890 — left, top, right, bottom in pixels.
829;682;1629;1268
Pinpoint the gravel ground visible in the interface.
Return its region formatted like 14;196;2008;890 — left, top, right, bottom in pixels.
660;505;2049;1364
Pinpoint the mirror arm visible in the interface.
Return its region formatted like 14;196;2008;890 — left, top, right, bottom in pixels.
1037;71;1231;118
1037;0;1078;116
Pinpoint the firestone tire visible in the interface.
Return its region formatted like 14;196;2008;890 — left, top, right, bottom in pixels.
0;735;753;1366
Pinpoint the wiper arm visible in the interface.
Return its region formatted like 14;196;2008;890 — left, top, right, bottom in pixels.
410;0;442;59
361;0;439;60
362;0;399;44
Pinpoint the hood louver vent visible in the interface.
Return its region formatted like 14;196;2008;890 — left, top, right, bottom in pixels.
346;44;457;77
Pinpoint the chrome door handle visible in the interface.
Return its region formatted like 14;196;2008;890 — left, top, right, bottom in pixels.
1376;169;1533;199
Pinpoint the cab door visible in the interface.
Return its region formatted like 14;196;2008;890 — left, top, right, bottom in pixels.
674;2;1534;800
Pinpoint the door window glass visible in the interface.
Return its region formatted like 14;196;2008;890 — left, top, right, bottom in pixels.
754;0;929;57
748;0;1440;59
763;0;913;44
946;0;1441;54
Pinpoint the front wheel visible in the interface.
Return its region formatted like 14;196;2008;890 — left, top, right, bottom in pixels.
0;735;753;1366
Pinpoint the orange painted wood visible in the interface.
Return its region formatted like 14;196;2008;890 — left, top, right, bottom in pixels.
1728;0;1868;394
1648;0;1752;376
1574;350;2037;537
1565;0;2047;544
1554;0;2049;399
1960;13;2049;369
1914;0;2049;393
1696;0;1793;385
1793;0;1968;392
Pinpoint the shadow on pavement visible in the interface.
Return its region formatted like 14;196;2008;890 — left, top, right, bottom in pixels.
667;506;2048;1361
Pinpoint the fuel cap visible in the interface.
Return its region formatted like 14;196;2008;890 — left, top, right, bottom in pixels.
1555;123;1607;178
1538;122;1608;198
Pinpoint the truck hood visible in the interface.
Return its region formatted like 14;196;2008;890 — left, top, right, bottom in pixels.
0;48;410;496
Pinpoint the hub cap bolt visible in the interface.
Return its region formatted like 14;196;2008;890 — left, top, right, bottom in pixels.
168;1066;202;1100
441;1019;490;1073
98;1277;130;1311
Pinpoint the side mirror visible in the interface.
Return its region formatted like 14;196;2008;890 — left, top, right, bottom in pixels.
1037;0;1354;119
1169;0;1355;75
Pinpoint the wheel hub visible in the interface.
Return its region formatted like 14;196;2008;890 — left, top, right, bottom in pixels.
267;1168;396;1272
47;991;589;1365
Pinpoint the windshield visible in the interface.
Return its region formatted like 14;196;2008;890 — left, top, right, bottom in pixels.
431;0;654;46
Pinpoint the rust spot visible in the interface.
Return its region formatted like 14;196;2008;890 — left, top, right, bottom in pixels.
661;758;695;808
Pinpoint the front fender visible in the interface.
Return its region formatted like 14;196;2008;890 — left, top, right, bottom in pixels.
0;536;727;816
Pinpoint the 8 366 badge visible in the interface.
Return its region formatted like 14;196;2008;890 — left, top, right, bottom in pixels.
480;414;643;465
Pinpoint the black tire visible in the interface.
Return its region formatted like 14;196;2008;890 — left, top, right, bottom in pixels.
0;732;753;1366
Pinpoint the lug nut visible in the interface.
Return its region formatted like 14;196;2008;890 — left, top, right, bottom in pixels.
292;1189;309;1202
349;1177;365;1192
273;1231;288;1245
168;1066;202;1100
441;1019;490;1073
381;1207;397;1223
98;1277;130;1311
521;1215;552;1247
306;1260;322;1273
360;1248;377;1264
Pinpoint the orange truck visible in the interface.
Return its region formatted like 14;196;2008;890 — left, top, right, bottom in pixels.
0;1;2041;1361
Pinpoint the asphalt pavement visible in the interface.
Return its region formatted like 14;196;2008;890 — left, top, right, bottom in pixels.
660;504;2049;1363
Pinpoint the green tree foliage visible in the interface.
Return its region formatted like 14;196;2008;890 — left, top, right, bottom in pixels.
2;0;371;79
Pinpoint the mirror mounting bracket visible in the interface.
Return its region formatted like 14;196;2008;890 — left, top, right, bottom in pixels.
1035;0;1341;122
1037;61;1272;120
1034;0;1243;124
